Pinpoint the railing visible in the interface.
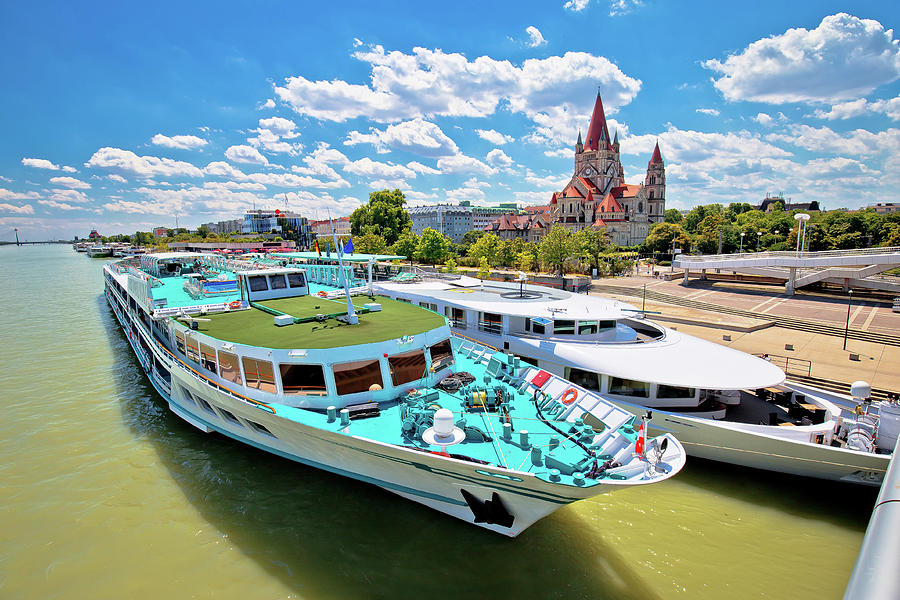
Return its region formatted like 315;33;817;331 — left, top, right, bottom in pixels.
752;353;812;377
451;331;499;351
478;321;502;335
678;246;900;262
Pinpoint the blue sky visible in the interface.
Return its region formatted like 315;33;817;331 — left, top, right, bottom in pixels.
1;0;898;240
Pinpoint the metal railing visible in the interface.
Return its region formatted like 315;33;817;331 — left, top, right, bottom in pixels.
678;246;900;262
752;353;812;377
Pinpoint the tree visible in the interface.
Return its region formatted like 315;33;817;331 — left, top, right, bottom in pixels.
467;233;502;264
574;227;609;271
496;238;523;268
354;230;388;254
538;225;576;275
196;224;211;238
416;228;450;265
391;231;419;262
516;250;536;273
445;257;458;273
349;189;411;245
477;256;491;280
664;208;683;224
460;229;486;254
644;222;691;254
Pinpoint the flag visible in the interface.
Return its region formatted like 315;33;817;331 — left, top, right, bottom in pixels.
314;239;321;258
343;237;354;255
634;419;646;456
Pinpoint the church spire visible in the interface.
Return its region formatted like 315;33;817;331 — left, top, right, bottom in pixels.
649;140;663;165
585;89;611;151
613;129;618;145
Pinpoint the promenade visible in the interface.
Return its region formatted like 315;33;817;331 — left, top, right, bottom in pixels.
590;273;900;394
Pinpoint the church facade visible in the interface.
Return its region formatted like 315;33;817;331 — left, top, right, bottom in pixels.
550;91;666;246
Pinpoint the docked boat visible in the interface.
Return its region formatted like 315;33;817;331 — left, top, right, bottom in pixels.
87;245;113;258
102;252;685;536
371;275;897;486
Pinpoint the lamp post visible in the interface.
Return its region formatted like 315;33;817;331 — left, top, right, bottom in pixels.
843;289;853;351
739;232;745;253
757;230;762;251
794;213;810;256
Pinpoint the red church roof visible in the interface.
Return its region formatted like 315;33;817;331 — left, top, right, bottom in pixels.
577;177;599;193
610;184;641;198
597;192;624;213
585;91;612;152
649;141;663;165
561;185;584;198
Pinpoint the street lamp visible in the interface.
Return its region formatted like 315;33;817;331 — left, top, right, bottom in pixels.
757;231;762;251
794;213;810;255
843;290;853;351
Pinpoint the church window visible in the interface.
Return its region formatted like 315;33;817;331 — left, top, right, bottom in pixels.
638;202;643;213
649;191;654;199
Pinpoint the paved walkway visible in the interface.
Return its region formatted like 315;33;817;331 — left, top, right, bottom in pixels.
591;274;900;393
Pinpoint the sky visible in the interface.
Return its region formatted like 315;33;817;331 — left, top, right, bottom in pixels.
1;0;898;240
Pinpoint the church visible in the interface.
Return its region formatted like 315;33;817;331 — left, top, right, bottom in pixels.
550;90;666;246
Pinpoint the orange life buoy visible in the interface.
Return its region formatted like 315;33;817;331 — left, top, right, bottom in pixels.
561;387;578;405
317;290;328;298
228;300;242;309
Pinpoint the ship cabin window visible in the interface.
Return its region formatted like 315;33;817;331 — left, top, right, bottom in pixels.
598;320;617;331
218;351;243;385
269;274;287;290
524;317;531;331
419;302;438;312
429;339;454;371
199;342;217;373
184;334;200;363
195;396;215;415
287;272;306;288
389;350;429;386
578;321;598;335
609;377;650;398
333;359;384;395
218;408;242;426
567;367;600;391
246;420;275;438
480;312;502;335
447;307;466;328
242;357;277;393
248;276;268;292
657;384;695;399
553;320;575;335
174;330;186;354
279;364;327;395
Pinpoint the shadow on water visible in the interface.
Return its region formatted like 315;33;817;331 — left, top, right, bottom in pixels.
99;300;663;600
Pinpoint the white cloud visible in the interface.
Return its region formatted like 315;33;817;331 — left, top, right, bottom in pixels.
406;161;441;175
0;188;40;201
436;154;497;176
476;129;515;145
258;98;276;110
343;157;417;180
814;95;900;121
258;117;300;138
204;161;248;180
524;170;568;189
0;202;34;214
608;0;642;16
203;181;267;191
49;176;90;189
85;147;204;178
48;189;90;204
704;13;900;104
224;145;269;165
107;174;128;183
462;177;490;189
248;117;302;155
544;148;571;158
486;148;514;168
38;199;80;211
151;133;209;150
446;186;485;202
345;118;459;157
564;0;590;11
754;113;775;126
526;26;546;48
696;108;720;116
22;158;59;170
765;124;900;158
61;166;77;173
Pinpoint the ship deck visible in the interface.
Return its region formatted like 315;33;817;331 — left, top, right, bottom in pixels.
184;295;447;349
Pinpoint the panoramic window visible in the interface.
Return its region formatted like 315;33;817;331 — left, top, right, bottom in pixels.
609;377;650;398
279;363;327;395
448;307;466;328
174;330;186;354
389;350;429;386
578;321;598;335
242;357;277;393
429;339;454;370
567;367;600;391
480;312;502;334
333;359;384;395
598;320;617;330
287;272;306;288
269;274;287;290
199;342;217;373
248;276;268;292
217;351;243;385
553;320;575;335
657;384;696;399
184;334;200;363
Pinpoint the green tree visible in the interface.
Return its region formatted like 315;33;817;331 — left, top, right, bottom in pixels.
516;250;536;272
416;228;450;265
445;257;458;273
538;225;576;275
644;222;691;254
354;230;388;254
196;224;210;238
467;233;502;264
496;238;524;268
477;256;491;280
391;230;419;262
460;229;486;254
574;227;609;270
349;189;411;245
663;208;683;224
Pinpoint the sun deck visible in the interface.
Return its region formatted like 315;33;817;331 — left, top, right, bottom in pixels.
185;295;448;349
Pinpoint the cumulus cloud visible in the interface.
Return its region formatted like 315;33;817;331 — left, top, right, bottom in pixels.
38;199;80;211
564;0;590;11
48;189;90;204
49;176;90;189
0;188;40;201
22;158;59;170
704;13;900;104
486;148;514;168
224;144;269;165
765;124;900;158
608;0;642;16
343;157;417;181
476;129;515;145
151;133;209;150
85;147;204;178
814;95;900;121
107;174;128;183
0;202;35;214
526;26;546;48
258;98;276;110
344;118;459;157
406;161;441;175
436;154;497;176
61;166;77;173
696;108;720;116
248;117;302;155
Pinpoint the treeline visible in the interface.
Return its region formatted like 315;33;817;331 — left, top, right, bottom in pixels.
647;204;900;255
96;228;277;246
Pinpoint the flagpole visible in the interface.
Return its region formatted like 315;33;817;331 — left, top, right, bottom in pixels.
329;210;357;324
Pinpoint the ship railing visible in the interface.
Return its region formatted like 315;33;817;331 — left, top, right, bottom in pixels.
451;331;499;352
753;353;811;377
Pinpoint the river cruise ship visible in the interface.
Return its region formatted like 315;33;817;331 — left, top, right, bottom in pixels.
102;253;685;536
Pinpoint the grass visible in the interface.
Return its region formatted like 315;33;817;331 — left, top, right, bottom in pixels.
184;295;447;349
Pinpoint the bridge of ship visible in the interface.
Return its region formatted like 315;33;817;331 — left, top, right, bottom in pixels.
673;247;900;294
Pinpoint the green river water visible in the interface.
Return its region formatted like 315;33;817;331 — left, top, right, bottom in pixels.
0;245;879;599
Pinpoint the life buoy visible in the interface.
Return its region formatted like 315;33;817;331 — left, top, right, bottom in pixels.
228;301;242;309
317;290;328;298
561;387;578;405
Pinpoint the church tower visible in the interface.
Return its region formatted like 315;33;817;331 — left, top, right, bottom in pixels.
573;90;623;197
645;141;666;223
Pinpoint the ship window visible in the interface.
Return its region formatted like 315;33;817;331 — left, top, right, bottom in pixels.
184;334;200;363
389;350;429;386
578;321;598;335
609;377;650;398
174;330;186;354
217;407;242;425
333;359;384;395
195;396;215;414
280;364;327;395
553;320;575;335
524;317;531;332
199;342;217;373
246;420;275;437
532;322;545;335
242;357;277;393
517;355;539;367
217;351;243;385
448;307;466;328
269;274;287;290
248;276;268;292
657;384;695;399
598;320;616;330
566;367;600;391
287;272;306;288
479;312;502;335
429;339;455;371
